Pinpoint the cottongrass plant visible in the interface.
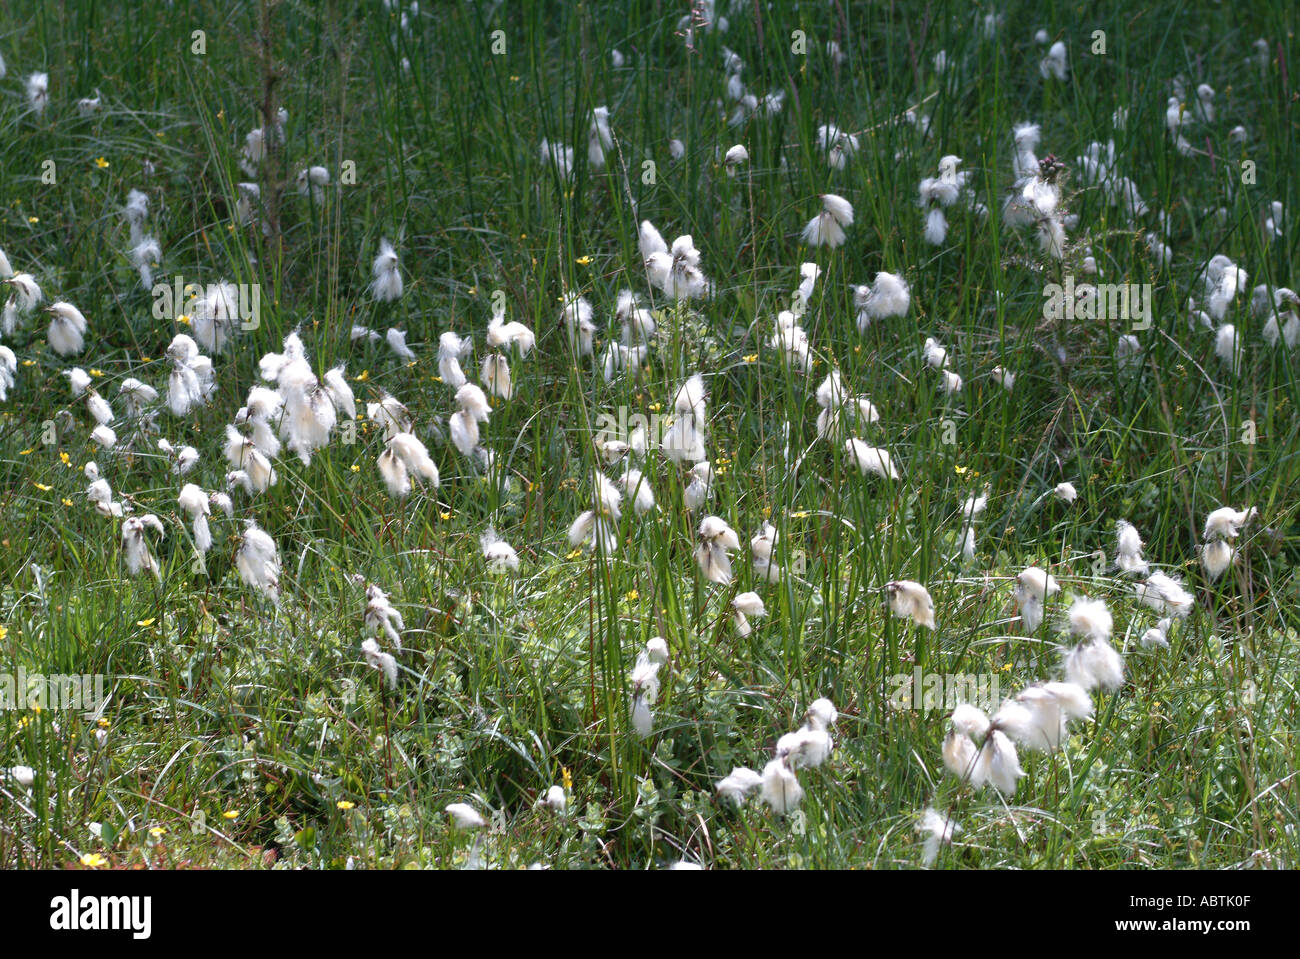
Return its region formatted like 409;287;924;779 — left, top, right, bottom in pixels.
2;0;1297;873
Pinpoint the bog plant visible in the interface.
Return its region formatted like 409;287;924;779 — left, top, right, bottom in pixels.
0;0;1297;870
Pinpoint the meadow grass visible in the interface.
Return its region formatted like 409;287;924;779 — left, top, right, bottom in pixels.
0;0;1297;869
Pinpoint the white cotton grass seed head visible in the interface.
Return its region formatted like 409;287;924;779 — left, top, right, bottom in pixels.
817;123;859;169
1134;571;1195;619
130;236;162;290
363;585;405;650
628;639;667;739
172;445;199;475
91;424;117;449
681;460;715;511
123;189;150;229
917;807;960;867
845;439;899;480
1066;597;1112;643
976;730;1026;794
481;353;512;399
371;239;404;302
694;515;740;584
622;467;657;515
801;193;854;248
295;165;330;201
536;785;568;815
445;803;487;830
1200;539;1235;581
189;281;241;353
178;483;212;551
321;366;355;420
540;138;575;181
121;514;165;577
775;726;833;770
438;330;470;387
886;579;936;629
1140;617;1173;649
0;346;15;401
46;301;89;356
1013;566;1060;633
486;316;535;356
86;389;113;426
815;369;847;410
716;766;763;805
958;526;977;564
367;391;412;438
987;699;1041;751
760;758;804;815
1215;324;1241;374
1039;40;1068;81
360;637;399;688
733;587;759;615
922;337;948;369
950;703;991;739
855;271;911;331
942;729;979;783
1204;506;1256;541
644;637;669;665
384;431;439;483
960;491;988;522
5;273;43;322
236;521;281;601
64;367;92;397
1115;520;1150;576
27;72;50;115
374;441;408;493
805;698;837;731
998;682;1092;752
384;327;416;361
1063;638;1125;692
87;479;117;517
751;521;777;561
730;591;766;636
724;143;749;173
480;526;520;573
